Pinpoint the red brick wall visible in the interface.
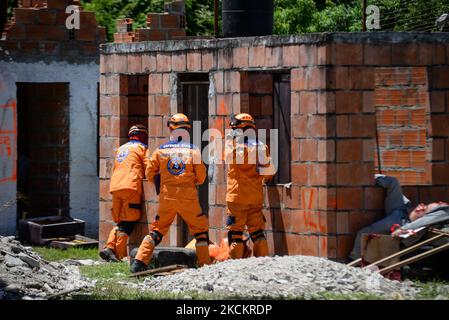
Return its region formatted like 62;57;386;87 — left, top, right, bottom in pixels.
0;0;105;57
374;67;430;185
99;37;449;261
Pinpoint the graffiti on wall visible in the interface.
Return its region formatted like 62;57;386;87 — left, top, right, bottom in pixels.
0;99;17;183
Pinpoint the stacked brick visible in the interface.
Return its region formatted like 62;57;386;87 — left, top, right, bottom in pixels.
100;34;449;261
114;0;186;44
113;18;134;43
0;0;105;57
374;67;430;185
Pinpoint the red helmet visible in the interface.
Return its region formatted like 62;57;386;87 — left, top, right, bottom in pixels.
230;113;256;129
167;113;191;130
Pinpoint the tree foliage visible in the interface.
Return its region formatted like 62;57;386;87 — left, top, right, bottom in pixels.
79;0;218;41
80;0;165;41
184;0;219;36
274;0;362;34
274;0;317;34
375;0;449;31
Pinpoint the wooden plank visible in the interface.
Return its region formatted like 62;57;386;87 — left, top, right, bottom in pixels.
379;241;449;274
129;264;188;278
153;272;176;277
153;268;188;277
347;258;362;267
49;234;99;249
429;228;449;236
364;233;445;269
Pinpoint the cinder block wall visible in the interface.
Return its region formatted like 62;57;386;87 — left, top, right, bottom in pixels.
99;33;449;261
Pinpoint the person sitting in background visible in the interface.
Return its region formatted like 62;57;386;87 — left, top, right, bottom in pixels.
391;201;449;239
349;174;449;261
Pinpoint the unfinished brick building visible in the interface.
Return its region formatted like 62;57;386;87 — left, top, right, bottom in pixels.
0;0;105;236
99;32;449;261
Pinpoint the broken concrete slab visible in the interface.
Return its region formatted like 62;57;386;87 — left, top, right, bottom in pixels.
5;255;28;268
18;252;40;269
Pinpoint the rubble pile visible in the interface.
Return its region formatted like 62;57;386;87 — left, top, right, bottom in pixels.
0;236;92;300
132;255;421;299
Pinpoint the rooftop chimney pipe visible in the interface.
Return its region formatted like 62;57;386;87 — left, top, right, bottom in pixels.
222;0;274;37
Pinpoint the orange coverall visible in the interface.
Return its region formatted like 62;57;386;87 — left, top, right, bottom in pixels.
225;137;275;259
105;140;149;260
135;140;211;266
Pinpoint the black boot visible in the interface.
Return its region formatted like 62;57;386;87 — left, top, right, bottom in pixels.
99;248;120;262
130;259;148;274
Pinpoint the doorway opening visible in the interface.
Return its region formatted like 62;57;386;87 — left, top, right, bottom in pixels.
121;75;149;144
178;73;209;246
16;82;70;222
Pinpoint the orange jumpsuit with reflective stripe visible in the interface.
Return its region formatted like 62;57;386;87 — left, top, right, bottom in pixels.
105;140;149;260
135;140;211;266
225;137;275;259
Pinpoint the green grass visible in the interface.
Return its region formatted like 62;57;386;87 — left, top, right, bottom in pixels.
414;280;449;299
75;281;212;300
33;246;99;262
79;262;131;281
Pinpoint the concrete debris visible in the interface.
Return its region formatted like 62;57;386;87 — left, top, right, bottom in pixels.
0;236;93;300
129;255;423;299
63;259;104;266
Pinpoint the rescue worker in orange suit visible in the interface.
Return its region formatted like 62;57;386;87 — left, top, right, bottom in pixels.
225;113;276;259
99;124;150;262
130;114;211;273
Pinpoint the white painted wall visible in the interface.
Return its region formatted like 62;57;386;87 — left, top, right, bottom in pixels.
0;60;99;237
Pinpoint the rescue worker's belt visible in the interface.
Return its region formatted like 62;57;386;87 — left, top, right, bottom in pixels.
250;229;266;242
228;230;244;244
129;203;141;209
194;231;209;243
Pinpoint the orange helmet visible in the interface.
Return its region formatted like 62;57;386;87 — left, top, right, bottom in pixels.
128;124;149;137
230;113;256;129
167;113;191;130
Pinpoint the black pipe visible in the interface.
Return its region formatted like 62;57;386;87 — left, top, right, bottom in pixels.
222;0;274;37
0;0;7;35
214;0;219;37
